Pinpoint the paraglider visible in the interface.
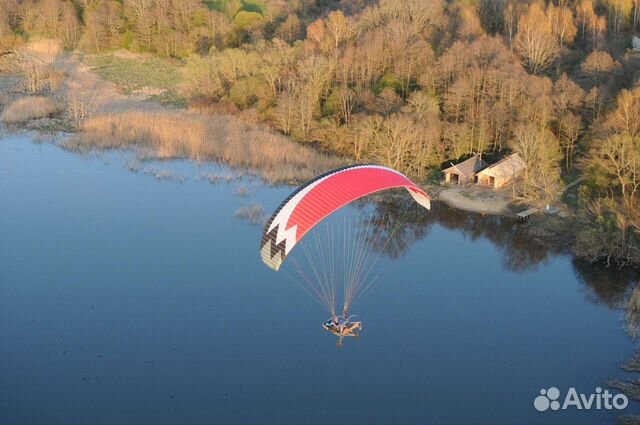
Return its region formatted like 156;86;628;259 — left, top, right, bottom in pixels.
322;316;362;347
260;164;430;344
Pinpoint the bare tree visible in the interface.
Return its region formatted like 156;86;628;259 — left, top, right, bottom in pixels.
548;4;577;47
510;123;563;203
275;14;302;43
503;1;520;50
587;88;640;207
363;111;441;179
81;1;123;52
581;50;620;85
602;0;634;34
515;3;559;74
589;134;640;209
325;10;351;52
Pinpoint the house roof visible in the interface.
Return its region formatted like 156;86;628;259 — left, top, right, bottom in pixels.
477;153;525;179
442;154;488;178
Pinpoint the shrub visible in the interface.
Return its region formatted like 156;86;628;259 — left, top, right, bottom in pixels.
229;77;269;109
1;96;58;123
233;11;263;30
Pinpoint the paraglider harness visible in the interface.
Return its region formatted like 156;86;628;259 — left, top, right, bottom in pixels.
322;311;362;347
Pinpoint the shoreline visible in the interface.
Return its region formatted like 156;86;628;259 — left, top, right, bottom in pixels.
0;47;343;185
0;45;635;270
0;46;520;218
0;46;556;220
0;114;622;271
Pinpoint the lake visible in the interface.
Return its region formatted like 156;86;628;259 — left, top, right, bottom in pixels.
1;133;638;425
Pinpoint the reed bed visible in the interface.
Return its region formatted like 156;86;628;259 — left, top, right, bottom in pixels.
65;111;343;183
1;96;58;123
234;203;266;225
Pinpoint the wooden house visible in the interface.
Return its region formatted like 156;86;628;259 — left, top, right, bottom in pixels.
476;153;525;189
442;154;488;185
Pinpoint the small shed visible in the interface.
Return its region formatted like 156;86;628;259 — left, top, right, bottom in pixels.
442;154;488;185
633;36;640;53
476;153;525;189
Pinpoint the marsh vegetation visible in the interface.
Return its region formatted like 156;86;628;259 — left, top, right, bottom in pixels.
64;111;342;183
0;95;58;123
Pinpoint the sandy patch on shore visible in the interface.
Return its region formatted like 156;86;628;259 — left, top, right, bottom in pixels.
438;186;511;215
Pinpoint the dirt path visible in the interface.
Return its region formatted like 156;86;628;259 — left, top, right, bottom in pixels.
438;186;511;215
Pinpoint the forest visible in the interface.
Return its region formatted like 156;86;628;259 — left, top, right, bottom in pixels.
0;0;639;266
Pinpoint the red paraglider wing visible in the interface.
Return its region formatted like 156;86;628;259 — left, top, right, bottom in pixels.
260;165;430;271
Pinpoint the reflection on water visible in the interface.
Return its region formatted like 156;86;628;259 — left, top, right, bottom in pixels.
625;287;640;339
573;259;638;309
355;192;433;261
358;192;639;312
360;193;555;271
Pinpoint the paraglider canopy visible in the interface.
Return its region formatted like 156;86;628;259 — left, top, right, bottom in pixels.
260;164;430;271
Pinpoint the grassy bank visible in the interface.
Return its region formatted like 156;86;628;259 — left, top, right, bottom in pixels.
83;53;184;106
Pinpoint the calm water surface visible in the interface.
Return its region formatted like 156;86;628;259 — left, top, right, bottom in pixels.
1;133;638;425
